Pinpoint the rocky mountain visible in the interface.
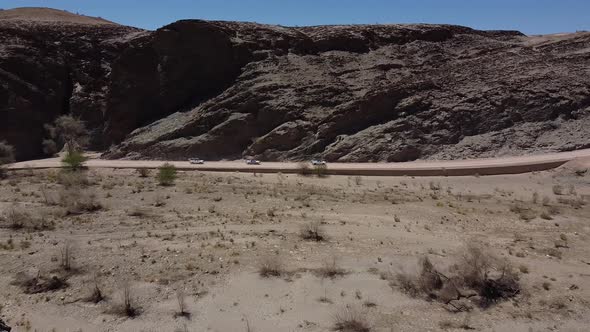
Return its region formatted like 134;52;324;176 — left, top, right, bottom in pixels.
2;8;589;162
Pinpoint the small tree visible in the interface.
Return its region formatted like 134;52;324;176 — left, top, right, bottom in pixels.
0;141;15;178
44;115;89;170
62;150;88;170
157;163;177;186
43;115;89;155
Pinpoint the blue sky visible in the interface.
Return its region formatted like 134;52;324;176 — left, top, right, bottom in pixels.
2;0;589;35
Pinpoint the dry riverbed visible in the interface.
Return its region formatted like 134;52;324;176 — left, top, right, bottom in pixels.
0;164;589;331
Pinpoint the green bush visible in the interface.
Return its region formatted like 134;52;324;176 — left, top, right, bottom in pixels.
62;151;88;170
157;163;177;186
314;164;328;178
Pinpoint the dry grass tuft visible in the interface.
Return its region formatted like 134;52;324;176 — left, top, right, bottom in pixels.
136;168;150;178
317;257;347;279
300;221;326;241
174;289;190;318
332;307;371;332
258;255;285;278
86;273;104;303
111;282;138;317
60;242;73;271
59;186;102;215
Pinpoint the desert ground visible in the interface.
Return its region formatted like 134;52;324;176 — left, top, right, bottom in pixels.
1;158;589;332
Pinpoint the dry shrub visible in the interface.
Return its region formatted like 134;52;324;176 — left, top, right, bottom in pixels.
557;197;585;209
127;206;151;218
395;243;521;309
317;257;347;279
258;255;284;278
395;257;443;298
111;282;138;317
297;162;312;176
552;185;564;195
1;208;54;231
137;168;150;178
175;289;190;318
509;204;536;221
300;221;326;241
314;164;329;178
86;273;104;303
456;244;520;306
60;242;73;271
59;186;102;215
332;307;371;332
11;272;68;294
57;170;89;187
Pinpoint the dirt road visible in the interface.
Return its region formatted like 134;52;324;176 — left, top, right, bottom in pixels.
7;149;590;176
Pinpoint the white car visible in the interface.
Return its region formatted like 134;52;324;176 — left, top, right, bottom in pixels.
311;160;327;166
188;158;205;164
246;159;261;165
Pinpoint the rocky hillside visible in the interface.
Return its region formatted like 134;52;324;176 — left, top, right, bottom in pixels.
2;8;589;162
0;8;140;160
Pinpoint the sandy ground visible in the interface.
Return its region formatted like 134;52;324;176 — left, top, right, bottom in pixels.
0;159;589;331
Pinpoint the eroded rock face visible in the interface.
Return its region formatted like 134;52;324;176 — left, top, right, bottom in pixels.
0;12;139;160
2;9;589;161
105;22;590;161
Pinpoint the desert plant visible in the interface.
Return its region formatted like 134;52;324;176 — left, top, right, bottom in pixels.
43;115;89;155
314;164;328;178
4;208;30;230
62;150;88;170
57;170;89;187
317;256;347;279
113;282;138;317
395;243;521;309
532;192;539;204
60;242;72;271
354;176;362;186
158;163;177;186
11;272;68;294
59;186;102;215
175;289;189;318
297;162;312;176
300;221;326;241
258;255;284;278
0;140;15;164
87;273;104;303
332;307;371;332
137;168;150;178
1;208;54;231
0;141;14;179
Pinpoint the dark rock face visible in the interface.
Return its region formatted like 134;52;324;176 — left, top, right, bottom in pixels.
2;10;589;161
106;22;590;161
0;15;139;160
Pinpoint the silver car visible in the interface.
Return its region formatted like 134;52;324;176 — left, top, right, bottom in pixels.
188;158;205;164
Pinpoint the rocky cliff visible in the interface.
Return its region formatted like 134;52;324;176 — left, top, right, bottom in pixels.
2;8;589;162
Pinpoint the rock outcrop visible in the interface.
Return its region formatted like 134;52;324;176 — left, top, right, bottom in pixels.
0;8;139;160
2;8;589;162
